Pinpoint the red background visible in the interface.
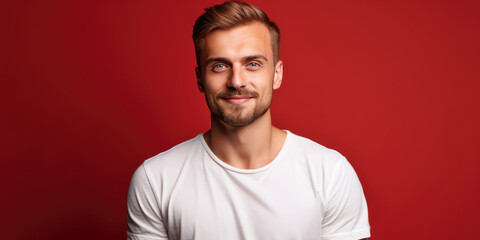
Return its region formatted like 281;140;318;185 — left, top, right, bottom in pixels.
3;0;479;239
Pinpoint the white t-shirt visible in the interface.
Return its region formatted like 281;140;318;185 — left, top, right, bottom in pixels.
127;131;370;240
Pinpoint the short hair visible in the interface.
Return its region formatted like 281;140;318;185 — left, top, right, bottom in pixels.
193;1;280;67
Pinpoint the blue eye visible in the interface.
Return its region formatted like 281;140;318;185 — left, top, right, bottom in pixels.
212;63;228;72
246;62;261;70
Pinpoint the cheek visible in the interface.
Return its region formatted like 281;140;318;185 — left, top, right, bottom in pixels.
249;70;274;91
203;75;225;93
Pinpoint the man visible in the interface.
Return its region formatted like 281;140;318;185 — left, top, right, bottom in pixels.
127;1;370;240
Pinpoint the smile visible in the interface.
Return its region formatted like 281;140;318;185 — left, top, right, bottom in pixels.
222;96;253;104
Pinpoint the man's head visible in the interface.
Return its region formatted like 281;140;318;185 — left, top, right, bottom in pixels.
193;1;283;128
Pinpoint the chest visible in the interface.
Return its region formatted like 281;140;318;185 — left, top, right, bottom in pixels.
162;160;325;239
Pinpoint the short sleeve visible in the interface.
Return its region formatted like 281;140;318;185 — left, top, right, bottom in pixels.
321;156;370;240
127;163;168;240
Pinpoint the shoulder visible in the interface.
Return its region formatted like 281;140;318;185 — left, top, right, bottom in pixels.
145;134;203;165
129;134;205;199
286;131;347;167
139;134;204;178
283;131;360;188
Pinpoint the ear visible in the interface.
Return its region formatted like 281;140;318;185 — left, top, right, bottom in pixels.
196;67;205;92
273;60;283;90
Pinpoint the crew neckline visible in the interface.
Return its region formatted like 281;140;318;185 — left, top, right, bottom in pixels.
199;130;291;174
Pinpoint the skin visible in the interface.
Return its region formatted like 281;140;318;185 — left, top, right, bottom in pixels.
195;21;286;169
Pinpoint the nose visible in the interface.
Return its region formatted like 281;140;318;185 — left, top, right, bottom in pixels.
227;65;246;89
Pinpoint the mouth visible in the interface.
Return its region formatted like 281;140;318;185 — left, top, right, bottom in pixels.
222;96;254;104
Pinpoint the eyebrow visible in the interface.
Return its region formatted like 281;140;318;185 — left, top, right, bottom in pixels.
204;55;269;67
204;57;230;67
243;55;268;63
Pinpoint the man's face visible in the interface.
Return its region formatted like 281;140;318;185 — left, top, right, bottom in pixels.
196;22;283;127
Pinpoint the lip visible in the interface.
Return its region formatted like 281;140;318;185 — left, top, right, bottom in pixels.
222;96;253;104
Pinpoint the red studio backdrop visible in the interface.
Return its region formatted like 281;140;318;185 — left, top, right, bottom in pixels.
2;0;479;239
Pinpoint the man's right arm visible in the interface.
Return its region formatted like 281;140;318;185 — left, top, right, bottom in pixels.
127;163;168;240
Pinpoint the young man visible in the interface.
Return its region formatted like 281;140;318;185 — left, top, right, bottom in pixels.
127;1;370;240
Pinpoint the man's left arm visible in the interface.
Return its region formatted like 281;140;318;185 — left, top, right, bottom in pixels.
321;156;370;240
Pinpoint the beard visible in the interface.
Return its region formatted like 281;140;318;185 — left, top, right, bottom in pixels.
207;88;272;127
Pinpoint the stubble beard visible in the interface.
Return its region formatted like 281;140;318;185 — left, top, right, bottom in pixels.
208;89;272;128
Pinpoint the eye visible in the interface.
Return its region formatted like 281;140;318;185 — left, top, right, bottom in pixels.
212;63;229;73
246;62;261;70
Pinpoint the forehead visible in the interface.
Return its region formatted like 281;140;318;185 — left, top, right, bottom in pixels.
200;22;272;62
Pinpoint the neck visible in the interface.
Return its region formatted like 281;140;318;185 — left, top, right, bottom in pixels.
204;110;287;169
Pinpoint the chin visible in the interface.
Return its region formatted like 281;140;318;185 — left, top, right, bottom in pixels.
221;108;270;127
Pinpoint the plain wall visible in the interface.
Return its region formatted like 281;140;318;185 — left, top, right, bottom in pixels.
2;0;479;239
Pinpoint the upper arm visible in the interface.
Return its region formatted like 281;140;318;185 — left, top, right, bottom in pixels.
321;156;370;240
127;164;168;240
